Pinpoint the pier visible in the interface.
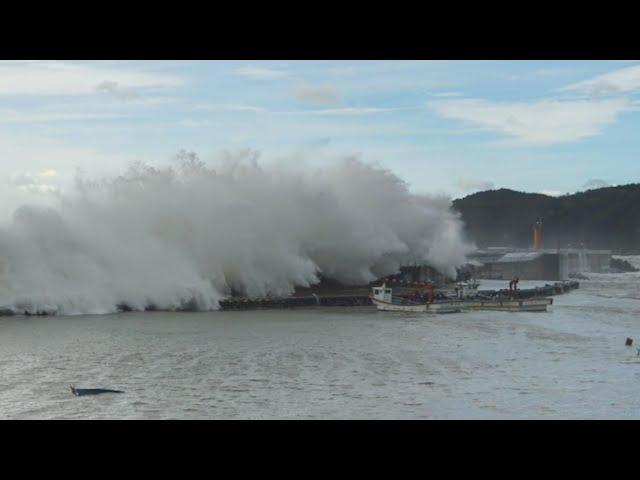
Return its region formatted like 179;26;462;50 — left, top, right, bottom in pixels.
217;280;580;311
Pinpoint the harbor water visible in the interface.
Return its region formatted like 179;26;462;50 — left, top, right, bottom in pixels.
1;266;639;419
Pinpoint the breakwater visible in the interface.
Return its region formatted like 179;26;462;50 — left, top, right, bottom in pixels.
219;294;373;310
0;281;581;314
217;281;580;311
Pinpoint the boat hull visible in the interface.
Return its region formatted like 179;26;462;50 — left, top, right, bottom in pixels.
371;298;462;313
461;297;553;312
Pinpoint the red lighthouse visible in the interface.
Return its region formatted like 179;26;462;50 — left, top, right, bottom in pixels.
533;219;543;251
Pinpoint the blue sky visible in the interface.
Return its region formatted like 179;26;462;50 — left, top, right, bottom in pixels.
1;60;639;212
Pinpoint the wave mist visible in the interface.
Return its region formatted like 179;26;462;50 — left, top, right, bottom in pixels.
0;151;473;314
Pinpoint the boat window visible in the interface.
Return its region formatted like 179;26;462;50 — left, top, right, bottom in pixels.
374;289;380;295
385;289;392;294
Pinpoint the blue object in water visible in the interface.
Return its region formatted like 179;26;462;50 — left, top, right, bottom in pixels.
70;385;124;396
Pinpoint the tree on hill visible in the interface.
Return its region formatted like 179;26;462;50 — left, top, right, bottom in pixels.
452;184;640;251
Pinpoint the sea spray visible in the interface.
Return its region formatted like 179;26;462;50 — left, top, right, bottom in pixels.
0;150;473;314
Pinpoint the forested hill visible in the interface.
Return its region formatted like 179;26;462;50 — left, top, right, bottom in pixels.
451;184;640;251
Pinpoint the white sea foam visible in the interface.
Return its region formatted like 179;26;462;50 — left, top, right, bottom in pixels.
0;151;473;314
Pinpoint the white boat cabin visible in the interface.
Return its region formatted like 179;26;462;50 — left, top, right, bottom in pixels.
372;283;393;303
454;280;480;299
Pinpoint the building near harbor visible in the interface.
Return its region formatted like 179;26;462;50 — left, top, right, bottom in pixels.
463;221;611;280
467;248;611;281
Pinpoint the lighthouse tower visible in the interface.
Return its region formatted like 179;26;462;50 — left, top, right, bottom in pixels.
533;219;543;251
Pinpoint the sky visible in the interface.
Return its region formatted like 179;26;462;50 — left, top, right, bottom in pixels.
2;60;639;214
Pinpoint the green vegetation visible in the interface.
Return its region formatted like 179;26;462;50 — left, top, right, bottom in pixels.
452;184;640;251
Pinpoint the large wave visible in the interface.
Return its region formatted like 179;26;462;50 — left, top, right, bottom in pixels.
0;150;473;314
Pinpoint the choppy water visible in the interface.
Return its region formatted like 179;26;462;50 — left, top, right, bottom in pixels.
1;272;639;419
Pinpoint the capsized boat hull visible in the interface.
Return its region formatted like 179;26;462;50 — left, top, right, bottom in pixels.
71;387;124;396
371;297;462;313
461;297;553;312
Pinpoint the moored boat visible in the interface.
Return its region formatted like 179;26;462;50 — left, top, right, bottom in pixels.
460;297;553;312
370;283;462;313
453;277;554;311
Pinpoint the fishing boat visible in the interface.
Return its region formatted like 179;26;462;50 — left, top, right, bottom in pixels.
453;278;553;311
370;283;462;313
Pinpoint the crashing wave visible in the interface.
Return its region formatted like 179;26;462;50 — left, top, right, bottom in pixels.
0;150;473;315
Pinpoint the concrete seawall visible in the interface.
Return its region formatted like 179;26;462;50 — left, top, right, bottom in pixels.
0;281;580;314
219;294;373;310
218;281;580;311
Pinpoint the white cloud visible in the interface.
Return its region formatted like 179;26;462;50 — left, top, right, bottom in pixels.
456;178;495;192
428;97;631;146
233;65;288;80
583;178;610;190
0;133;133;185
178;119;220;128
0;61;183;96
0;109;125;124
315;107;386;115
280;106;399;116
310;137;332;148
113;95;180;107
328;65;358;76
539;190;565;197
95;80;139;101
223;104;267;113
433;91;463;98
39;169;58;178
231;135;250;144
11;172;60;195
293;80;341;106
195;103;267;113
564;64;640;95
535;67;572;77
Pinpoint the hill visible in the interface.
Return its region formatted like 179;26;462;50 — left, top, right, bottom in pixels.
452;184;640;251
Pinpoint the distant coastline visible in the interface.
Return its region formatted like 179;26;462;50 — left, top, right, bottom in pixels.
453;183;640;251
